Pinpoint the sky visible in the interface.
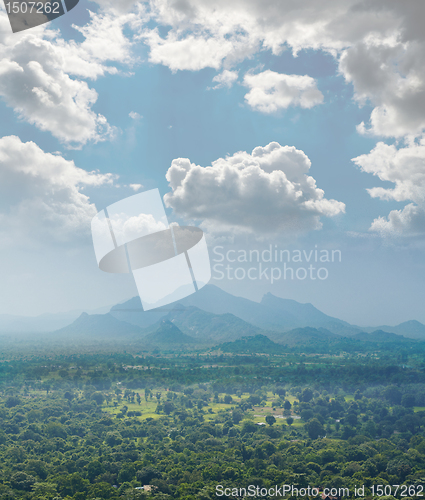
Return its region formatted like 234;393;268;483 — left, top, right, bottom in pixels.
0;0;425;326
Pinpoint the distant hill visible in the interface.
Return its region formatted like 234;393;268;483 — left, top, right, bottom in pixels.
361;320;425;340
393;320;425;339
54;313;142;337
145;320;197;345
110;297;168;328
217;334;286;354
260;293;361;336
353;330;411;343
271;327;338;346
162;305;262;343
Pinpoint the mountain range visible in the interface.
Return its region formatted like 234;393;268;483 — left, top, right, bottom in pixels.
1;285;425;344
110;285;359;334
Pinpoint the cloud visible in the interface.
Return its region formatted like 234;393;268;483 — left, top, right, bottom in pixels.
369;204;425;237
340;34;425;139
129;111;142;120
164;141;345;236
353;141;425;204
211;69;238;89
139;0;425;240
353;140;425;236
0;135;115;247
140;0;379;70
139;1;425;140
4;1;425;144
243;70;323;113
143;30;236;72
108;213;167;243
0;7;138;146
141;0;343;72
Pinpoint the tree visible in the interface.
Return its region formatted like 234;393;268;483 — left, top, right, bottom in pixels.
383;386;402;405
57;473;89;497
345;412;358;426
283;400;292;410
163;401;174;415
91;392;105;405
306;418;325;440
241;420;257;434
301;409;314;421
275;387;286;397
5;396;21;408
105;431;122;446
87;482;116;499
10;472;36;491
401;394;415;407
46;422;67;439
87;460;104;482
32;481;58;498
136;467;161;485
118;463;136;483
64;391;74;401
286;417;294;425
265;415;276;426
300;388;314;402
232;409;243;424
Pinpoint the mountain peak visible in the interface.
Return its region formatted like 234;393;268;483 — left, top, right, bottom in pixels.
398;319;424;327
146;319;196;344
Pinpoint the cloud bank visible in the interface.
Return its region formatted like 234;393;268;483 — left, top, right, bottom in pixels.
0;136;114;247
0;8;138;146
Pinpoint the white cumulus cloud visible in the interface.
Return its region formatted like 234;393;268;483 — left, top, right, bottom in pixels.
353;141;425;236
139;1;425;139
243;70;323;113
0;135;115;247
0;7;138;146
369;204;425;237
211;70;238;89
164;142;345;236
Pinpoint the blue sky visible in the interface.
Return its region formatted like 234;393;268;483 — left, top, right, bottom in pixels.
0;0;425;325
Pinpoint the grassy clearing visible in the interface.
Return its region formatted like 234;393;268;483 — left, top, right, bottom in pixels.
100;388;304;429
